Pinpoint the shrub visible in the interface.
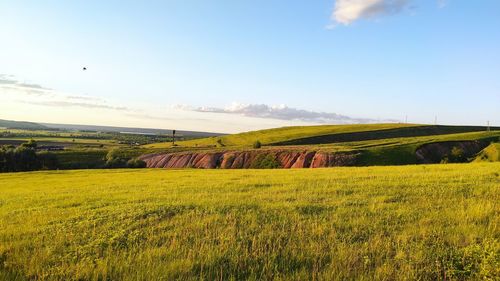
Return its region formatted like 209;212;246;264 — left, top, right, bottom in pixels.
216;139;225;147
250;154;281;169
105;149;128;168
253;140;262;149
127;158;147;168
450;146;465;162
105;157;128;168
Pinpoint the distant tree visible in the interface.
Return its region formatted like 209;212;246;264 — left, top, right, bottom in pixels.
15;146;38;171
253;140;262;149
21;139;37;149
105;148;128;168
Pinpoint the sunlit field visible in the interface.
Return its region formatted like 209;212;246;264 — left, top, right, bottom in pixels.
1;164;499;280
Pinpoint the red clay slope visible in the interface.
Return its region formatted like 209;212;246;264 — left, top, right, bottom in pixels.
139;150;358;169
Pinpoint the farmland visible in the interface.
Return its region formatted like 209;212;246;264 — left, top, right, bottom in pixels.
1;164;498;280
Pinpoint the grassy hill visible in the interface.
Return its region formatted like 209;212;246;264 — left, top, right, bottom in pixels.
146;123;418;148
146;124;497;149
474;143;500;162
1;164;498;280
0;119;48;130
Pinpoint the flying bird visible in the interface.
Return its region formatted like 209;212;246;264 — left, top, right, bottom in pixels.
83;67;87;71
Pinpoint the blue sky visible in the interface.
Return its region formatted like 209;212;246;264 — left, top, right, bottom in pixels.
1;0;499;133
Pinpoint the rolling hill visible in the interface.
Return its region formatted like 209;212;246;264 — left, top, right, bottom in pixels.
146;123;420;148
141;124;499;169
146;124;498;149
0;119;48;130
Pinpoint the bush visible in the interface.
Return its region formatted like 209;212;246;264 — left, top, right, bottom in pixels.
250;154;281;169
127;158;147;168
105;157;128;168
104;149;146;169
216;139;225;147
253;140;262;149
104;148;128;168
450;146;465;162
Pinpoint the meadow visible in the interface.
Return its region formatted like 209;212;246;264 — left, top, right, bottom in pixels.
145;124;498;149
146;123;419;148
0;164;499;280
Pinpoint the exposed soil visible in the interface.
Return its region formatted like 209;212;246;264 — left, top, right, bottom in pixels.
415;140;491;164
139;150;359;169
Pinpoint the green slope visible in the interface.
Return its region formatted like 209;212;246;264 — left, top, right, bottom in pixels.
474;143;500;162
147;123;497;149
146;123;420;148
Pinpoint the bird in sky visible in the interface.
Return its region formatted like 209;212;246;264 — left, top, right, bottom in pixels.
83;67;87;71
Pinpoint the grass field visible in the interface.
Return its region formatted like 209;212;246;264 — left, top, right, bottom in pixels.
146;124;497;149
1;164;499;280
475;143;500;162
146;123;420;148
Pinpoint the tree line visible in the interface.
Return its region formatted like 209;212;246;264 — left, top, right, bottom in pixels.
0;140;58;172
0;140;146;173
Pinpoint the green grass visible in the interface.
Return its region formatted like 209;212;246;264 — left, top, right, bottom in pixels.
146;124;497;149
0;164;499;280
474;143;500;162
146;123;420;148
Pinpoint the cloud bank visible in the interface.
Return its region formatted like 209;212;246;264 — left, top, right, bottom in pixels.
1;74;128;112
176;103;393;124
22;101;129;111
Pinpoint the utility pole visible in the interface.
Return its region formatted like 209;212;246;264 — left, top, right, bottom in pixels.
172;130;176;145
434;116;437;125
405;115;408;124
487;121;490;132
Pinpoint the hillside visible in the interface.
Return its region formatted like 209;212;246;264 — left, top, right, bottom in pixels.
474;143;500;162
140;131;500;168
0;119;48;130
146;124;498;149
146;123;420;148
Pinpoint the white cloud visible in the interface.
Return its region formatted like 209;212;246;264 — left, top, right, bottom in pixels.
177;102;394;124
0;74;52;92
1;74;129;112
331;0;450;25
332;0;410;25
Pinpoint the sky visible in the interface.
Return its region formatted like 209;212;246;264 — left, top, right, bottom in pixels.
1;0;499;133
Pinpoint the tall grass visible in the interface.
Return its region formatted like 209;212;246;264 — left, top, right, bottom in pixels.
0;164;498;280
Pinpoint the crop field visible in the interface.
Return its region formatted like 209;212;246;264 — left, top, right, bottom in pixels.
0;164;499;280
